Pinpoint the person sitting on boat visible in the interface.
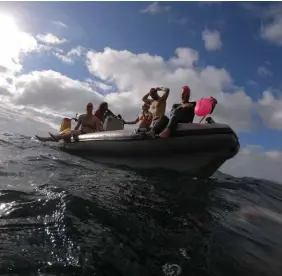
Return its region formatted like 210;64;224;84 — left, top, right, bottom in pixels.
94;102;114;123
48;102;103;142
94;101;123;129
158;86;217;138
122;103;153;130
141;86;170;137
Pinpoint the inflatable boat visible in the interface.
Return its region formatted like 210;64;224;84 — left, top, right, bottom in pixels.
58;116;240;178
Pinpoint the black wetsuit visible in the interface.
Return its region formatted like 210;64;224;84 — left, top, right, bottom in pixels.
150;101;196;135
166;102;196;133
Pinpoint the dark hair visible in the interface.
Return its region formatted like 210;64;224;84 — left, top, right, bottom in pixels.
99;102;108;111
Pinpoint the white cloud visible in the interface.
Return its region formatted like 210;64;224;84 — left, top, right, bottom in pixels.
54;46;86;64
242;3;282;46
202;29;222;51
52;21;68;28
140;2;171;14
257;66;273;77
222;145;282;184
260;4;282;46
0;70;106;136
247;80;258;86
261;18;282;46
11;70;102;112
257;90;282;130
0;99;64;136
30;44;86;65
85;78;113;92
140;2;189;26
53;52;73;64
169;48;199;67
36;33;67;45
67;46;85;57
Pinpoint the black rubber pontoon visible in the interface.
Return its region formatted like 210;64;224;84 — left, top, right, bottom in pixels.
59;122;240;178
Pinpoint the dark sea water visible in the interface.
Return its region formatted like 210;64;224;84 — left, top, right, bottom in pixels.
0;131;282;276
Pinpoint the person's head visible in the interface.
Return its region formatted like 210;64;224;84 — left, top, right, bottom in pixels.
86;102;93;114
99;102;109;112
149;88;160;101
181;86;191;103
142;103;150;112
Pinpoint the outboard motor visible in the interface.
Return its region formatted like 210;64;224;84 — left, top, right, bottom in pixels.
103;115;124;131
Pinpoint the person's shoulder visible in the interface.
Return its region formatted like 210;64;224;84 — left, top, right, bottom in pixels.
78;114;85;119
190;101;196;106
172;103;181;108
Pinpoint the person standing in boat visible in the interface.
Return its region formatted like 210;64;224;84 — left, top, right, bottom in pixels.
158;86;217;138
122;103;153;130
48;102;102;142
141;87;170;137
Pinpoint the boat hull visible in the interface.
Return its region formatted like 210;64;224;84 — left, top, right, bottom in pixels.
58;123;240;178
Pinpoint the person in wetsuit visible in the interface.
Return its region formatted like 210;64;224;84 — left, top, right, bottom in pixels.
159;86;217;138
158;86;196;138
122;103;153;130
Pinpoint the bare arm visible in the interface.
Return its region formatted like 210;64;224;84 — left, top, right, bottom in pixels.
142;92;153;105
74;115;82;130
105;109;115;117
124;117;139;125
95;117;104;131
159;87;170;101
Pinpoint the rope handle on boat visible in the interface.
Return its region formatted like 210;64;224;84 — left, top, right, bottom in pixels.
199;116;206;123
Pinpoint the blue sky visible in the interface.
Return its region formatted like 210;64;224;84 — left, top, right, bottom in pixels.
0;1;281;152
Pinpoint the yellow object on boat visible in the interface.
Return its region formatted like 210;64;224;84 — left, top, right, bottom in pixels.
60;118;72;134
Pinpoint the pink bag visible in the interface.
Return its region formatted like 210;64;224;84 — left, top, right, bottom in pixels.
195;97;215;116
195;97;217;123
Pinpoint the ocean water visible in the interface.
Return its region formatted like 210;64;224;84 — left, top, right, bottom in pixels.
0;131;282;276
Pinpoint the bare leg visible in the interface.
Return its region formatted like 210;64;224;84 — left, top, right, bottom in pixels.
49;132;71;141
49;130;79;142
73;132;80;142
159;128;171;138
146;116;169;138
159;111;182;139
49;132;61;142
35;135;56;142
145;129;156;138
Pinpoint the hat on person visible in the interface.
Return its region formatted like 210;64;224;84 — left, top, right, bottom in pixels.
182;86;190;94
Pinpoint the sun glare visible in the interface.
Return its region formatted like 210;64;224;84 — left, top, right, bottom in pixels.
0;13;37;74
0;13;19;35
